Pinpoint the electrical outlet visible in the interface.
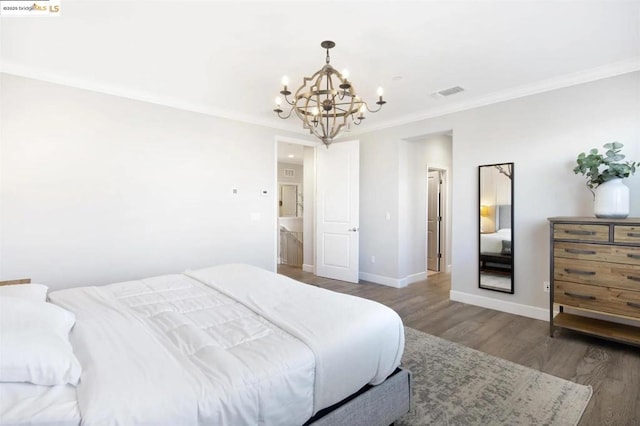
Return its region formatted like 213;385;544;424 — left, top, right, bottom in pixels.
543;281;550;293
370;255;376;263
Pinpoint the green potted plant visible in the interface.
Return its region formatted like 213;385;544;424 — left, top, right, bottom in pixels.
573;142;636;218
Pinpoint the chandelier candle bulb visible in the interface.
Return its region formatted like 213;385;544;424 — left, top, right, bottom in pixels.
279;75;291;96
339;68;351;90
273;96;283;114
272;40;387;147
376;87;386;106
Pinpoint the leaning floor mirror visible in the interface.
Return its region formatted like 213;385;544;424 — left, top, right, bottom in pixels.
478;163;514;294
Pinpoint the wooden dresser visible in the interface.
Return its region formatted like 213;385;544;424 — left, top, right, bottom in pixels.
549;217;640;346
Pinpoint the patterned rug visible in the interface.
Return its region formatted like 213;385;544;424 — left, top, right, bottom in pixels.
398;327;592;426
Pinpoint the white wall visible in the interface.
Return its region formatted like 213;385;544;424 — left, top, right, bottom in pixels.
277;162;303;186
359;132;454;284
0;74;303;289
398;135;452;280
423;135;453;274
358;71;640;317
358;132;401;280
3;70;639;319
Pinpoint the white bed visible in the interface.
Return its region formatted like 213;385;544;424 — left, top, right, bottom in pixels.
0;264;406;425
0;383;79;426
480;228;511;254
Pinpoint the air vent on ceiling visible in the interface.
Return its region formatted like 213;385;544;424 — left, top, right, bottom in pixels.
431;86;465;98
284;169;295;177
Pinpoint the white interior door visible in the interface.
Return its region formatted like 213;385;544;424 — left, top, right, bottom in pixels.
427;170;441;271
315;140;359;283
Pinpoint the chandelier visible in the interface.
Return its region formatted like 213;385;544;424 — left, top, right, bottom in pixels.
273;40;386;147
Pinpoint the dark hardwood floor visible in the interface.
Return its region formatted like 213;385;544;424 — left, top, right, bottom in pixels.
278;265;640;426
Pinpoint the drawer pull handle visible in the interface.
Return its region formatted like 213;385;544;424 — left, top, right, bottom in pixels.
564;230;596;236
627;232;640;238
626;275;640;282
565;248;597;255
564;292;596;300
564;268;596;276
627;253;640;260
627;302;640;309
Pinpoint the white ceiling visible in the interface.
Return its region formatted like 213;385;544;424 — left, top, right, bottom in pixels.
1;1;639;136
277;142;304;165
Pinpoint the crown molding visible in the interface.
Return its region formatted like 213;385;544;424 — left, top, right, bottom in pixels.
0;62;306;135
353;56;640;135
3;57;639;136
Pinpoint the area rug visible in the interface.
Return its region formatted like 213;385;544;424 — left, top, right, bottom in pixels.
397;327;592;426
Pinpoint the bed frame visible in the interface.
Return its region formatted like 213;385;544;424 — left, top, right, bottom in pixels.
0;277;412;425
307;367;411;426
479;252;512;272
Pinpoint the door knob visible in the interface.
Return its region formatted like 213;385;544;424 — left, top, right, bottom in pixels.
348;227;359;232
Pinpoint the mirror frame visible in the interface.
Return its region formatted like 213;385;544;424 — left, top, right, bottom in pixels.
278;183;300;218
478;162;514;294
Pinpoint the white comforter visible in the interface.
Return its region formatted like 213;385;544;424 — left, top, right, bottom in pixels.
480;228;511;253
48;264;404;425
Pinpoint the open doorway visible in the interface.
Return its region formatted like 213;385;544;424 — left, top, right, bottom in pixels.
277;145;304;269
427;167;447;275
403;131;452;279
275;137;317;273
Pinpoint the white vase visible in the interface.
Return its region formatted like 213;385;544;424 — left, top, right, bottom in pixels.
594;178;629;218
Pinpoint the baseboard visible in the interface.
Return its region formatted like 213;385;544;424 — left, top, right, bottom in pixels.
399;271;427;287
359;272;403;288
302;264;314;273
449;290;549;321
359;271;427;288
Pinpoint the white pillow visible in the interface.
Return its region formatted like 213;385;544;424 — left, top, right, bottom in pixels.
0;284;48;302
0;297;82;386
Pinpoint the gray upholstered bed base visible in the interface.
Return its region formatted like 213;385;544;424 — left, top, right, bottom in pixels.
306;367;411;426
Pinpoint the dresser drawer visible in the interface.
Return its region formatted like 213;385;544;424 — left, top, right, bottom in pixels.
611;245;640;266
553;223;609;242
553;242;610;261
554;242;640;266
555;280;640;319
554;257;640;291
614;225;640;244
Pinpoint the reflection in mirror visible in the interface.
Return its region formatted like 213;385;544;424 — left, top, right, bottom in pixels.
479;163;514;294
279;184;299;217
